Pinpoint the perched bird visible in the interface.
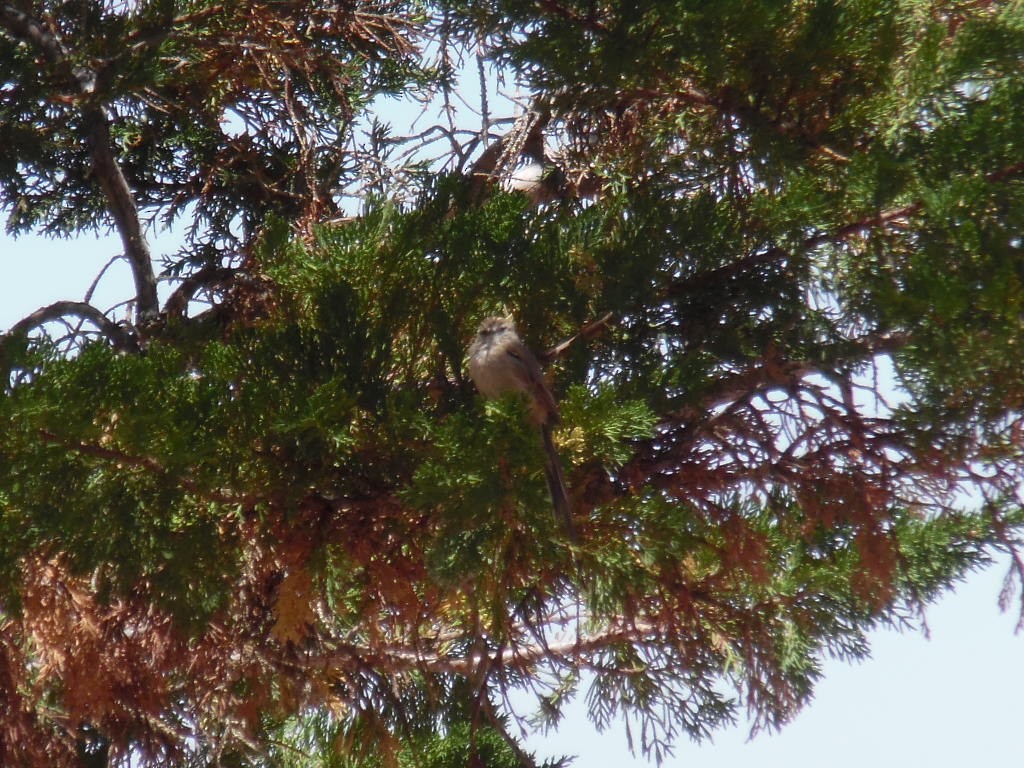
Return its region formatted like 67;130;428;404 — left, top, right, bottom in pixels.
501;159;546;197
466;316;576;541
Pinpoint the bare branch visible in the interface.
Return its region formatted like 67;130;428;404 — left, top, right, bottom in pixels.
163;266;240;319
82;105;160;324
1;301;137;353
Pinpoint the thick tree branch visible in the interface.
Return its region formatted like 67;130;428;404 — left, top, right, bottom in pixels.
1;301;137;353
0;5;159;324
665;247;788;300
0;4;64;61
163;265;240;318
693;330;910;415
81;104;160;324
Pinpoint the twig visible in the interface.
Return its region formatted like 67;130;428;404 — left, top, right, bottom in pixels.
477;37;490;151
544;312;615;360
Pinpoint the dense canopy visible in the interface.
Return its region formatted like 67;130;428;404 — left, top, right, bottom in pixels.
1;1;1023;766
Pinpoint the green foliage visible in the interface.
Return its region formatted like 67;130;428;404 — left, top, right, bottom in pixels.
0;0;433;250
2;1;1024;767
261;713;553;768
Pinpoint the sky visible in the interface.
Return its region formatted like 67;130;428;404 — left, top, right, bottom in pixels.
2;229;1023;767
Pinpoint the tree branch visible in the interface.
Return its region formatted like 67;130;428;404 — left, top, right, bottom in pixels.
802;202;924;252
575;329;911;511
163;265;240;319
318;618;655;678
1;301;138;353
36;428;252;507
81;104;160;324
543;311;615;360
680;332;910;426
664;247;788;300
0;5;159;324
535;0;608;34
802;160;1024;251
668;157;1024;304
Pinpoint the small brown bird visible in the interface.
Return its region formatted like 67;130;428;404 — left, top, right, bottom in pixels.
466;316;576;541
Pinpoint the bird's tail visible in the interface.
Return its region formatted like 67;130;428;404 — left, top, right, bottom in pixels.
542;424;577;542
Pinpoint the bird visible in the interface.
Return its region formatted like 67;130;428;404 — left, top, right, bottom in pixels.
466;316;576;541
501;159;547;198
